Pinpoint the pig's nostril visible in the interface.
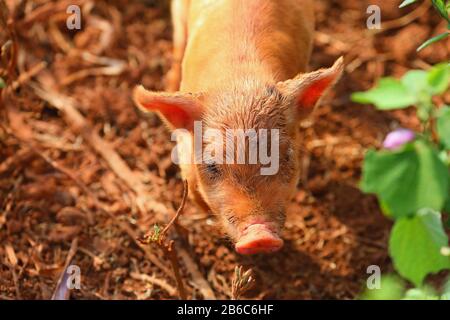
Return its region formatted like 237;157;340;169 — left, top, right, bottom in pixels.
235;224;283;255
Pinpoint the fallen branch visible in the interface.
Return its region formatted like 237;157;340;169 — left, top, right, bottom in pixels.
17;0;88;29
139;180;217;300
130;272;177;297
0;147;33;175
47;22;126;87
177;247;216;300
369;1;431;35
51;237;78;300
5;111;175;280
138;180;189;300
30;83;169;216
9;61;47;91
4;243;21;299
0;0;18;82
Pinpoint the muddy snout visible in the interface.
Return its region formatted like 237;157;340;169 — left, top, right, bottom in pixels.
235;223;284;255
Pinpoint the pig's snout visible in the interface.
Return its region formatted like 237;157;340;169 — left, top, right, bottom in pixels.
235;224;283;255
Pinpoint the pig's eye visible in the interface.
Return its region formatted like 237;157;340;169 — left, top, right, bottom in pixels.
226;215;237;225
204;162;221;179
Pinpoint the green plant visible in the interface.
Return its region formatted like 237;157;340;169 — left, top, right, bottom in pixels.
352;1;450;294
361;275;450;300
400;0;450;51
353;64;450;287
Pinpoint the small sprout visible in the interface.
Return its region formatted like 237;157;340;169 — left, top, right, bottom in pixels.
382;128;415;150
231;266;254;300
138;223;162;244
150;224;162;242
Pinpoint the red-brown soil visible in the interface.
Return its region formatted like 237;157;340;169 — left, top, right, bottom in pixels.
0;0;447;299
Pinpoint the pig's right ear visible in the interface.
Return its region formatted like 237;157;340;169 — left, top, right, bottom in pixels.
276;57;344;118
133;85;204;131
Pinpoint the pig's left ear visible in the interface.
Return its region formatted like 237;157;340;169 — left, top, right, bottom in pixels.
277;57;344;117
133;85;204;131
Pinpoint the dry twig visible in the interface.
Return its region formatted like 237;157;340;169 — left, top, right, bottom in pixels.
130;272;177;297
369;1;431;35
17;0;88;28
138;180;189;300
177;247;216;300
30;83;169;216
5;110;174;280
4;243;21;299
51;237;78;300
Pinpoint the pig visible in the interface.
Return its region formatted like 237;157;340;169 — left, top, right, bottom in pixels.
133;0;343;255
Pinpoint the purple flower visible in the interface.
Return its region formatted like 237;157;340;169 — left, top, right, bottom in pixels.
383;129;415;150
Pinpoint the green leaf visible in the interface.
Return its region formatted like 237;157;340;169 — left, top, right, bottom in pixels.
389;209;450;286
0;77;5;89
361;140;449;217
351;78;416;110
427;64;450;95
438;149;449;165
401;70;428;95
380;199;394;218
417;32;449;51
437;106;450;149
399;0;419;8
444;197;450;214
360;275;405;300
362;141;449;216
403;287;439;300
442;292;450;300
441;277;450;299
432;0;450;22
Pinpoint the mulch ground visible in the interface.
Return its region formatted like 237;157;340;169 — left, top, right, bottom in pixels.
0;0;448;299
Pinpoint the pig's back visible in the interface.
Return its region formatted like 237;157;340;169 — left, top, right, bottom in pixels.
181;0;315;92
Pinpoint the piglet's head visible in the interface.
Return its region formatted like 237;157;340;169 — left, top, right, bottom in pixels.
133;57;343;254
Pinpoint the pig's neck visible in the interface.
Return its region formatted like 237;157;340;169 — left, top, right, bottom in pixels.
180;0;311;93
